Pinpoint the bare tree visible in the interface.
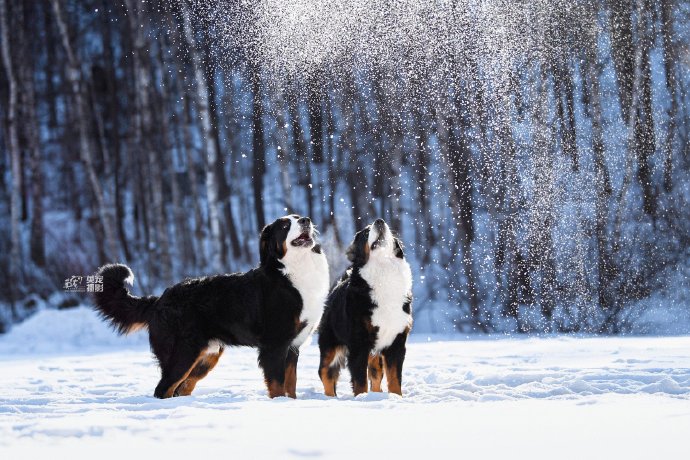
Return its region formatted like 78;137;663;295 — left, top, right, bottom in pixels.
609;0;635;122
180;0;223;272
250;61;266;230
1;0;23;311
660;0;679;190
17;1;45;268
125;0;172;282
50;0;119;262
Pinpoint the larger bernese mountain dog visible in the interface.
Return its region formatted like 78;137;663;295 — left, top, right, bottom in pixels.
92;215;329;399
318;218;413;397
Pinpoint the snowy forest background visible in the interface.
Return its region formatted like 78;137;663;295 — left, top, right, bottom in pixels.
0;0;689;335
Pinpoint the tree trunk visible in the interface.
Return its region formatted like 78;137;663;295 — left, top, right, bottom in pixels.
51;0;119;263
217;68;244;262
634;4;656;218
609;0;635;122
1;0;24;311
182;92;207;269
583;17;615;313
338;75;364;229
446;114;482;332
528;69;558;329
125;0;171;282
435;103;485;332
156;33;192;277
203;45;236;265
324;88;342;246
413;107;434;266
287;84;314;218
660;0;678;191
272;86;295;212
307;73;324;163
555;62;578;171
612;0;651;249
18;1;45;268
250;61;266;229
101;1;131;262
490;77;522;326
180;0;223;272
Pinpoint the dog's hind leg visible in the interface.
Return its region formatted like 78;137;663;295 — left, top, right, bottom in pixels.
348;347;369;396
368;353;384;392
174;345;225;396
318;346;342;397
284;347;299;399
153;344;204;399
258;345;289;398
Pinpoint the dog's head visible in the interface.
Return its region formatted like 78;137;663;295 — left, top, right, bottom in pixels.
346;218;405;266
260;215;317;265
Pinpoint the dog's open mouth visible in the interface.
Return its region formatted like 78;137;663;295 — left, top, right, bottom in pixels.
291;232;313;247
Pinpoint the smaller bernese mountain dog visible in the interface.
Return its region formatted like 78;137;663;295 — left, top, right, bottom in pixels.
92;215;329;399
318;218;413;397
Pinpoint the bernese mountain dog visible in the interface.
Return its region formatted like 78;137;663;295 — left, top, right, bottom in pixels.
318;218;413;397
92;215;329;399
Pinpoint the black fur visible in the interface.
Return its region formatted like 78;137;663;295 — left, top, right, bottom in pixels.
94;264;157;335
93;216;314;399
318;220;411;397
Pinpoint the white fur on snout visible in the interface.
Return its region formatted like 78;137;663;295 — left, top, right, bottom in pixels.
361;226;413;351
368;221;395;256
280;215;330;348
285;215;308;245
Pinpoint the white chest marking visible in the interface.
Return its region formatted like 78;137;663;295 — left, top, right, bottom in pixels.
281;246;330;348
359;253;413;351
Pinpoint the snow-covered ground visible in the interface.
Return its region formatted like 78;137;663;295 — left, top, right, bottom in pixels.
1;308;689;459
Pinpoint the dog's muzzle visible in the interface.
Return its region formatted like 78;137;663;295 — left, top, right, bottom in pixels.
291;217;314;247
371;218;388;249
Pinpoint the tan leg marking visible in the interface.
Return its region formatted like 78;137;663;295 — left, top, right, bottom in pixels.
319;347;343;397
368;354;384;392
175;348;224;396
266;379;286;398
285;359;297;399
161;354;205;399
383;357;402;396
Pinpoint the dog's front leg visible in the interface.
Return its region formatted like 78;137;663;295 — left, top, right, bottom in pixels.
382;330;408;396
284;347;299;399
258;346;289;398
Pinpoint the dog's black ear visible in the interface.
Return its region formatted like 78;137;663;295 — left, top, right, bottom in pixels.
275;238;286;259
346;242;357;262
346;231;369;265
394;237;405;259
259;224;273;265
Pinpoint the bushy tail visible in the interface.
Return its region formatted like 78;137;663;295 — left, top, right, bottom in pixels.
93;264;157;335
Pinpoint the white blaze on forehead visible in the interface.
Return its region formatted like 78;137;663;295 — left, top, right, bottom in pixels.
285;215;303;242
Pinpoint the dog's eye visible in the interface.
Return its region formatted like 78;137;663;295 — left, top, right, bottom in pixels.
283;222;290;229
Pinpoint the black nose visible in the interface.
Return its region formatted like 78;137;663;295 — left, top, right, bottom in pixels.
374;218;385;227
298;217;311;225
